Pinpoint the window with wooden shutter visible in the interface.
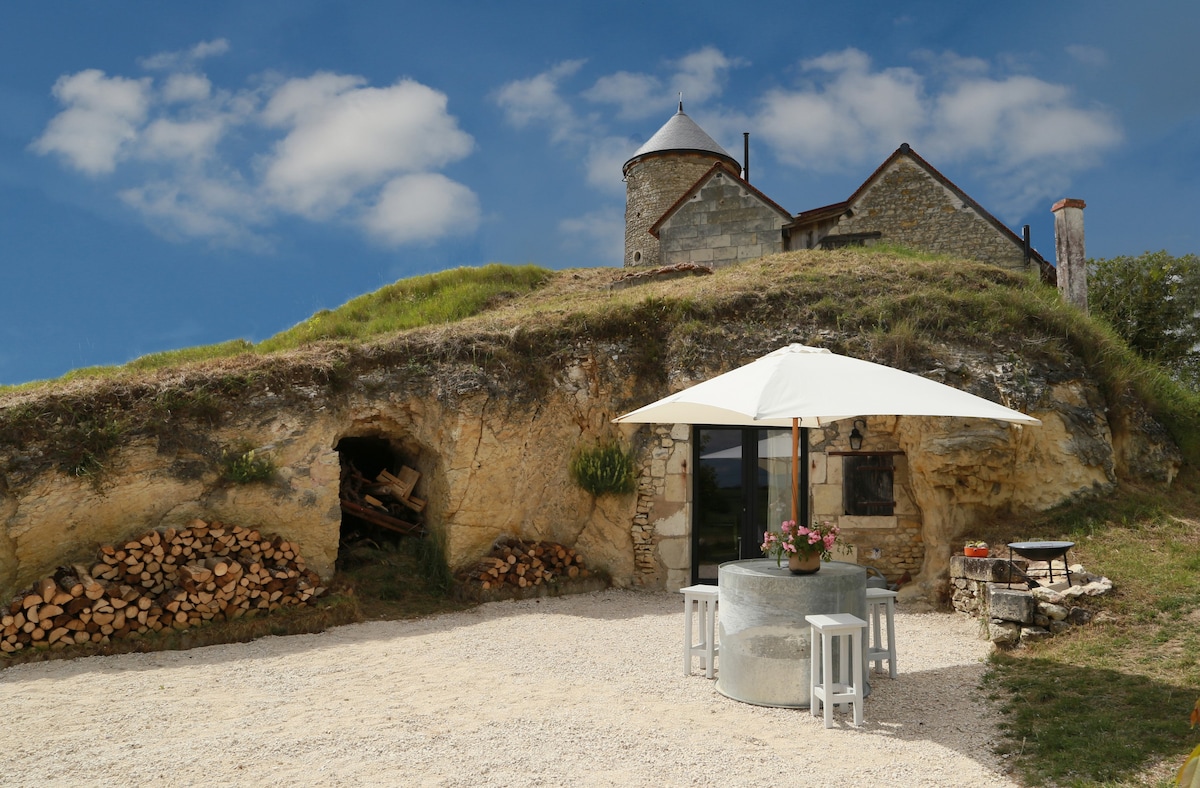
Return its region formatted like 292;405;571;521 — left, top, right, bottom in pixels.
842;454;895;516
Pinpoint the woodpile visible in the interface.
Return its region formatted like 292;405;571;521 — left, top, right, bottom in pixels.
1;519;325;654
340;459;424;536
459;537;589;591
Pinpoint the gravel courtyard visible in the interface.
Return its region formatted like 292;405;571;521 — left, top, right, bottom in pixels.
0;588;1017;787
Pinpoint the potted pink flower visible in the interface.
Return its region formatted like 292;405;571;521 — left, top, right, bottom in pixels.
761;519;843;575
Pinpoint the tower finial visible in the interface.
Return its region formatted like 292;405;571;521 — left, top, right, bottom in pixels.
678;93;683;113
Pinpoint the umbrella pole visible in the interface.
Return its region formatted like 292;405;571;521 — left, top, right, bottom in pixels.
791;419;799;525
789;419;809;528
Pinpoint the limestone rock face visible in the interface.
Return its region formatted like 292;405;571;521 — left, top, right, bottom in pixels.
0;325;1183;604
0;357;641;601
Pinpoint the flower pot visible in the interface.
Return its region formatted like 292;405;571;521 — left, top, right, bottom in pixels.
964;547;989;558
788;551;821;574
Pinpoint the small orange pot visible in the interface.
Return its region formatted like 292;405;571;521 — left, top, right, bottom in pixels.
964;547;989;558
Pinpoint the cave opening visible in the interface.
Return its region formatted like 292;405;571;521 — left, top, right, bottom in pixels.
335;435;426;571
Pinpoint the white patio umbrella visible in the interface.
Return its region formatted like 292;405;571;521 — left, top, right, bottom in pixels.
613;343;1040;526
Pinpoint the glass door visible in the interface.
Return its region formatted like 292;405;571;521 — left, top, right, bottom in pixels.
692;427;793;583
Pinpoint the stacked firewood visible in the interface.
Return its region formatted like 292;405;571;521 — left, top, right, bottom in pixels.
340;459;425;536
459;537;589;591
1;519;325;653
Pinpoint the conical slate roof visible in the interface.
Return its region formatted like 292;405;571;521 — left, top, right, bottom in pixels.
623;105;738;174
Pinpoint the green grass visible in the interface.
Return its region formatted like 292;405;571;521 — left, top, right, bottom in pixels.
983;468;1200;786
569;441;637;496
256;263;552;352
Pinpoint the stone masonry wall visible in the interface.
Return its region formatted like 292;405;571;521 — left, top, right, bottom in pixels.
825;159;1029;271
657;171;787;267
623;155;729;269
626;423;691;590
809;420;924;581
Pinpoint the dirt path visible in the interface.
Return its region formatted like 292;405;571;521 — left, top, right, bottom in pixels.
0;589;1016;787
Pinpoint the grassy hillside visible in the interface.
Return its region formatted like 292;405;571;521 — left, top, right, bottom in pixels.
3;249;1198;467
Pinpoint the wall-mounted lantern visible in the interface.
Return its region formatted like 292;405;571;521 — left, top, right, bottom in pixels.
849;419;866;451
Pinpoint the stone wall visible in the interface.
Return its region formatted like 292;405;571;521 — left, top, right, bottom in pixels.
627;424;691;589
808;419;923;580
657;171;788;267
823;159;1030;271
949;555;1110;647
623;154;729;269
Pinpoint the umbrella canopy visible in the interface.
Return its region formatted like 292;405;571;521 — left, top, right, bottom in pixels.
613;343;1039;528
614;344;1040;428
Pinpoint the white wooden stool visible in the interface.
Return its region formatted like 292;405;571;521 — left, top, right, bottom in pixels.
805;613;867;728
865;587;898;678
680;584;719;678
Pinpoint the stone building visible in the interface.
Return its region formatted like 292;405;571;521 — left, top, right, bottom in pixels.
623;110;1055;284
618;107;1077;594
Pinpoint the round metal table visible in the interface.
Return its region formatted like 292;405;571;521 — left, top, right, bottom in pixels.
716;559;868;708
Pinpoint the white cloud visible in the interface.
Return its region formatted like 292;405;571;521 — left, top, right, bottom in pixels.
119;175;268;249
927;74;1122;170
494;60;585;142
32;69;150;175
260;75;475;218
558;207;624;265
140;117;226;162
139;38;230;71
363;173;480;246
34;43;479;250
583;71;661;119
751;48;1121;217
756;48;924;170
584;136;638;192
581;46;744;120
162;73;212;104
670;47;743;105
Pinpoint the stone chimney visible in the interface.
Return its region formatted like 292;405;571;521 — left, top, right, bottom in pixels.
1052;198;1088;313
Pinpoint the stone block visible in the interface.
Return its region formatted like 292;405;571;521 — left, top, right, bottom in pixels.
811;484;842;517
988;620;1021;646
950;555;1028;583
655;509;688;537
826;457;842;485
808;452;827;485
657;536;688;572
1020;626;1052;644
670;424;690;441
987;587;1035;624
839;515;896;530
1039;602;1069;621
1066;606;1093;625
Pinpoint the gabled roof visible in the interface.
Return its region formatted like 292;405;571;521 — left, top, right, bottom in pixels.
623;104;740;176
649;161;793;237
790;143;1048;268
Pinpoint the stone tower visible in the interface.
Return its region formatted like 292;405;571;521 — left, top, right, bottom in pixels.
622;103;740;268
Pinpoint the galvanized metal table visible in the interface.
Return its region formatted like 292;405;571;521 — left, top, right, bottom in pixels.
715;559;868;708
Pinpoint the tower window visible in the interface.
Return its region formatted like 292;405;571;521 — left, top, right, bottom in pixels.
633;251;642;263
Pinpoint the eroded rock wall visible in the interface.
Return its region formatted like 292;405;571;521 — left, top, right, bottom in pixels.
0;337;1183;605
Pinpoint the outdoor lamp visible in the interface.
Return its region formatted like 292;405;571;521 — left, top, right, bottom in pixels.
849;419;866;451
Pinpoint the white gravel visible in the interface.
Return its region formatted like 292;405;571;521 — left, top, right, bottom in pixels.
0;589;1017;787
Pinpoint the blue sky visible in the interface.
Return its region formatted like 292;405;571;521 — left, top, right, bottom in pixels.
2;1;1197;385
